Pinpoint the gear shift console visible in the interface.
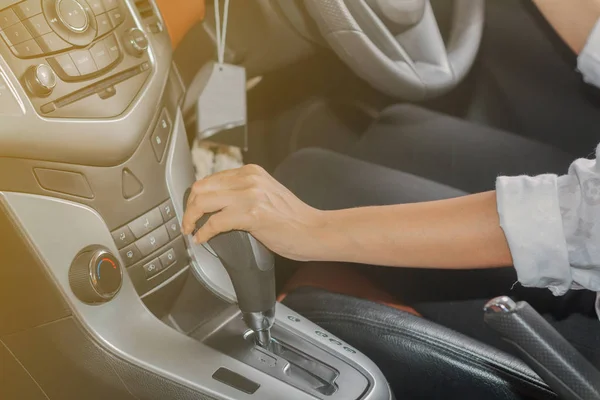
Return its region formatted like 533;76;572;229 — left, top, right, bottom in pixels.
183;188;276;348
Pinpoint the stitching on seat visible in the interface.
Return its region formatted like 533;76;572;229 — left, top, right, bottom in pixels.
301;310;552;393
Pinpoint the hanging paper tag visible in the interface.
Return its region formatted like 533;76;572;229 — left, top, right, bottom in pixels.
195;61;247;149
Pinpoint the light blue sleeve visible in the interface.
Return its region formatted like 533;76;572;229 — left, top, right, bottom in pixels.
496;145;600;296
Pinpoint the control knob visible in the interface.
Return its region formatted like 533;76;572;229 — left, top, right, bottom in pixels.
24;64;56;97
124;28;149;57
69;247;123;304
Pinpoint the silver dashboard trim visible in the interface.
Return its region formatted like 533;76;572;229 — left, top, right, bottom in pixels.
165;108;237;302
1;191;391;400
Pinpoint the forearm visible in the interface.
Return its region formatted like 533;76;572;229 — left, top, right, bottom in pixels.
314;191;513;269
533;0;600;53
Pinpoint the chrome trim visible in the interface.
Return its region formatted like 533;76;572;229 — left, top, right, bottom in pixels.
484;296;517;314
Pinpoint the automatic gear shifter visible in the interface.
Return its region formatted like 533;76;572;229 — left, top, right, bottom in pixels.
183;188;276;348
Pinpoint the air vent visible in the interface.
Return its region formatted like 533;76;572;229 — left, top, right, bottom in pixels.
134;0;156;20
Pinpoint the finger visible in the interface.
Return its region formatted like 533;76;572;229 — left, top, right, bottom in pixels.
187;168;255;210
192;208;253;244
182;190;241;235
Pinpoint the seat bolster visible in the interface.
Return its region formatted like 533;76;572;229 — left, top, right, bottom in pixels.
283;287;557;400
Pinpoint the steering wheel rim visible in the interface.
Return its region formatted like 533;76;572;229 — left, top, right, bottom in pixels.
304;0;485;101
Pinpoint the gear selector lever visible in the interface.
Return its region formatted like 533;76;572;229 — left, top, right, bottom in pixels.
184;188;276;348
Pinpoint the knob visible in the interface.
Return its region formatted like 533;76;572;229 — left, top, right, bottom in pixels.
124;28;148;57
56;0;89;33
69;247;123;304
24;64;56;97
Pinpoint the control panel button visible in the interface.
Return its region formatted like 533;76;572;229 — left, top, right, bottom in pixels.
15;0;43;19
1;22;33;46
128;208;163;238
87;0;106;15
90;40;111;70
0;8;19;29
57;0;89;32
49;53;80;78
69;248;122;303
108;7;125;27
0;76;22;116
70;49;97;75
159;248;176;269
104;34;120;62
135;226;169;256
150;108;171;162
35;32;71;52
159;200;175;221
24;14;53;37
165;218;180;240
95;13;111;36
24;64;56;96
12;39;43;57
119;242;142;266
142;258;161;278
102;0;119;11
123;27;148;57
111;225;135;249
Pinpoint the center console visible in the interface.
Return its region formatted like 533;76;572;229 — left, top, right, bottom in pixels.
0;1;392;399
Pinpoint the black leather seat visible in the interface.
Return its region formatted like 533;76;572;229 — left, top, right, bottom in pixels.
273;105;597;399
283;287;556;400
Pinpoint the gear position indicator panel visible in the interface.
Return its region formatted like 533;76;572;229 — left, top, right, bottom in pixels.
0;0;153;118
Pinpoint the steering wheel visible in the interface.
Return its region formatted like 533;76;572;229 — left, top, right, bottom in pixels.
304;0;485;101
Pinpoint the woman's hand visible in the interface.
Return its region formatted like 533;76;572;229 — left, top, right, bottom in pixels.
182;164;327;261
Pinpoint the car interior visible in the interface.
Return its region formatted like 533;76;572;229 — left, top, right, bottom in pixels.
2;0;600;399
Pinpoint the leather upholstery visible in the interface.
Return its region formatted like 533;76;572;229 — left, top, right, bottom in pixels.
283;287;557;400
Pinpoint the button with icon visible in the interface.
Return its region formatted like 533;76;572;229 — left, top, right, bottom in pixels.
166;218;180;240
150;108;171;162
142;258;161;278
159;248;176;269
119;242;142;266
111;225;135;249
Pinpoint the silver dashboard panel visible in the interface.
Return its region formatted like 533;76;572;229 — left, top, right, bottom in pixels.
165;107;236;302
1;191;392;400
0;0;173;167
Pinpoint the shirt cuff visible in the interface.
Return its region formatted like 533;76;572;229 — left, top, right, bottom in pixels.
578;18;600;88
496;175;572;295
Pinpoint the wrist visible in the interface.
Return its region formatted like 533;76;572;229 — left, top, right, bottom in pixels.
306;209;353;262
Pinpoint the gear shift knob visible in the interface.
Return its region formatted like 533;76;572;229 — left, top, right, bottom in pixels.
183;188;276;348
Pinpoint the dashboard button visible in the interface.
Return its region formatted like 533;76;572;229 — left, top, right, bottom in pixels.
129;208;163;238
96;13;111;36
11;39;42;57
35;32;71;52
119;242;142;266
104;34;120;62
24;64;56;97
165;218;180;240
57;0;89;33
107;7;124;27
150;108;172;162
49;53;80;78
15;0;43;19
1;22;32;45
87;0;106;15
135;226;169;256
24;14;52;37
0;9;19;29
102;0;119;11
90;40;111;70
70;49;97;75
142;258;161;278
111;225;135;249
0;76;22;116
159;248;176;269
159;200;175;221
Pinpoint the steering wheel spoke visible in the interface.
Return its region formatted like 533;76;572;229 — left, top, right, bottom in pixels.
304;0;484;101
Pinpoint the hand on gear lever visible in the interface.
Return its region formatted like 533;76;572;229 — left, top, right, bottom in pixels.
183;188;276;349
